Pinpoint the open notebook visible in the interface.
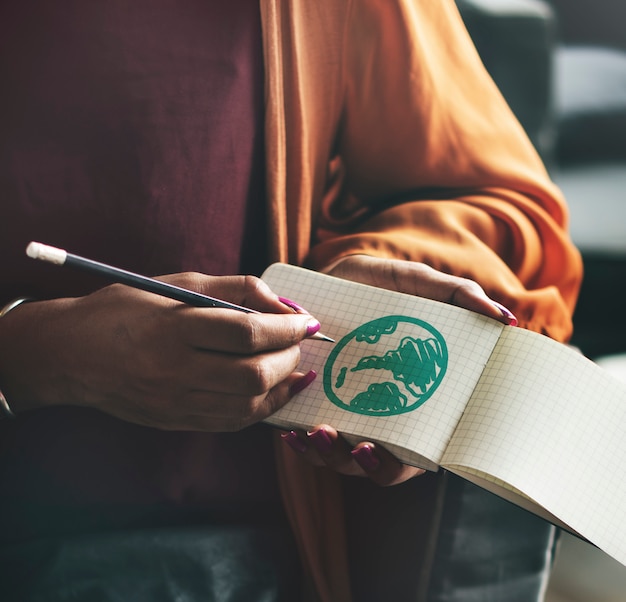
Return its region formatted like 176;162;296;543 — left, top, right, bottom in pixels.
261;263;626;568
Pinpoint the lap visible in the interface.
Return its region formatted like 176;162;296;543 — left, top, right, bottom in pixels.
0;523;302;602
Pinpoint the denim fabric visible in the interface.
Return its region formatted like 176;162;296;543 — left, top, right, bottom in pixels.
344;471;557;602
0;524;302;602
422;472;558;602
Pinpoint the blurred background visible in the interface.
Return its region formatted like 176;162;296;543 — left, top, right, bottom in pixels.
456;0;626;600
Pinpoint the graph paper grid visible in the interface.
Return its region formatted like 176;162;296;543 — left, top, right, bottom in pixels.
262;264;626;567
261;263;503;468
442;327;626;567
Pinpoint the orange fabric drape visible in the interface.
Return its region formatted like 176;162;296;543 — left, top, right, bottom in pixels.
261;1;583;599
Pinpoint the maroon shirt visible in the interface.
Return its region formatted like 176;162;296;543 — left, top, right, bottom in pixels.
0;1;280;541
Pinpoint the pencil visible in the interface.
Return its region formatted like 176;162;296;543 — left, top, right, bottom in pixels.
25;242;334;343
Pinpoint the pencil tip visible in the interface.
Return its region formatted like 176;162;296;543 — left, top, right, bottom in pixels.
312;332;335;343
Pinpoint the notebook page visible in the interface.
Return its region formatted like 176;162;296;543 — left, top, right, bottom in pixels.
261;264;503;469
441;326;626;566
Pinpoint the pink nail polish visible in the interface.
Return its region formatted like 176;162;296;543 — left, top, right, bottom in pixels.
281;430;308;453
289;370;317;396
307;428;333;454
306;320;321;338
278;297;310;314
351;444;381;472
492;301;518;326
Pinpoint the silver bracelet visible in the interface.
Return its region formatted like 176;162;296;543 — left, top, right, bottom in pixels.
0;391;14;418
0;296;33;318
0;296;34;418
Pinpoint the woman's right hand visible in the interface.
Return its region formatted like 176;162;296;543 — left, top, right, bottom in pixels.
0;273;320;431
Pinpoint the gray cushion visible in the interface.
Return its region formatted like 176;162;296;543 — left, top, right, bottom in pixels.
553;161;626;255
457;0;556;163
556;46;626;162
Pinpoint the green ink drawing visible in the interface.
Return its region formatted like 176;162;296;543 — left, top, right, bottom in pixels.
324;315;448;416
351;382;408;413
355;319;398;343
352;336;445;397
335;366;348;388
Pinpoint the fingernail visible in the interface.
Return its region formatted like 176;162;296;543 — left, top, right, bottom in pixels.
281;430;308;453
289;370;317;396
492;301;518;327
305;319;321;338
351;444;381;472
307;428;333;454
279;297;310;314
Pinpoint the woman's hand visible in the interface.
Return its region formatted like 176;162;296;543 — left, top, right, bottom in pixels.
281;255;517;485
0;273;321;431
324;254;517;326
282;424;426;486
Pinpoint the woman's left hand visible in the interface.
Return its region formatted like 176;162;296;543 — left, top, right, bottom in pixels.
280;254;517;486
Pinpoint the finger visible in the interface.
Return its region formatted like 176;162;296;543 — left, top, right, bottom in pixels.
280;427;426;485
176;308;322;353
177;344;303;396
150;370;318;432
328;255;517;326
305;425;367;476
351;442;426;486
280;425;366;475
159;272;316;316
157;273;283;311
237;370;318;428
450;283;518;326
332;255;477;306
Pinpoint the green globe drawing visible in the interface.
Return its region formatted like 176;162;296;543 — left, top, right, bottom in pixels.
323;315;448;416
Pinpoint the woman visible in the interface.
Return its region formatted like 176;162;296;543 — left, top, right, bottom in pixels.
0;1;581;600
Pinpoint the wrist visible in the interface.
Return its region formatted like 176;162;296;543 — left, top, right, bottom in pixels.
0;297;73;415
0;296;34;417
